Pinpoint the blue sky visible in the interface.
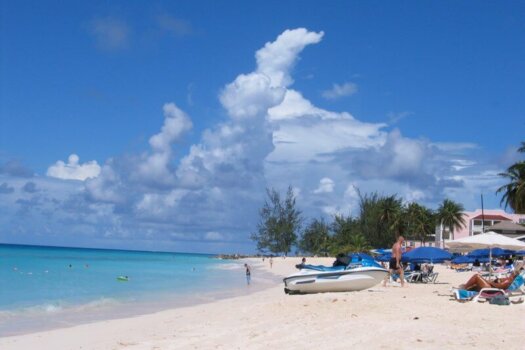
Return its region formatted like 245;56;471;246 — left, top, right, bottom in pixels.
1;1;524;253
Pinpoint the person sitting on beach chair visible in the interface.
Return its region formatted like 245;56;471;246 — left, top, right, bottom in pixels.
459;263;523;292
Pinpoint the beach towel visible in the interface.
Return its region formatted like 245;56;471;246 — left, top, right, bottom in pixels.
454;289;478;301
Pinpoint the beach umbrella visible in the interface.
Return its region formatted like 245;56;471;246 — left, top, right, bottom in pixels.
375;254;391;262
468;248;515;258
371;248;391;255
446;231;525;252
403;246;452;263
451;255;489;264
451;255;472;264
375;253;409;263
446;231;525;275
515;250;525;256
350;252;375;262
371;248;407;255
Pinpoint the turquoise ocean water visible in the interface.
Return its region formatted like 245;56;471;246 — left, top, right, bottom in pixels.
0;244;263;336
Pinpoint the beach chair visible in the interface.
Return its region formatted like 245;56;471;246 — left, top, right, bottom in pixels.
453;289;478;302
405;271;422;283
406;265;438;284
473;273;525;303
452;288;509;303
422;272;439;283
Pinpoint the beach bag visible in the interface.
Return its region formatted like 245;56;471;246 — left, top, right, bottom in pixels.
488;294;510;306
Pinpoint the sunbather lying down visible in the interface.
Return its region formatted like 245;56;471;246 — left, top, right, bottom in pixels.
459;262;524;292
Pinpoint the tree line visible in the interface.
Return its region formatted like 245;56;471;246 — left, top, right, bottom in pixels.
251;186;466;256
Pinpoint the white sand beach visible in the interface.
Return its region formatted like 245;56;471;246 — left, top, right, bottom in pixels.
1;257;523;349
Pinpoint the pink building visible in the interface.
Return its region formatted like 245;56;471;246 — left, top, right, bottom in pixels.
435;209;525;248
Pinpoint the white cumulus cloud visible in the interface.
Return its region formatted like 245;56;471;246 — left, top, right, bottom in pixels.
149;103;192;153
322;82;358;99
256;28;324;87
314;177;335;193
136;103;192;186
47;154;101;181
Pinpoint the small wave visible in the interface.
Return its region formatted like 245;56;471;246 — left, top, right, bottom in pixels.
3;302;67;317
0;297;124;320
74;297;122;311
208;263;242;270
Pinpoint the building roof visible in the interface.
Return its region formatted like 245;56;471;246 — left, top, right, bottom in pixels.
488;221;525;232
471;214;511;221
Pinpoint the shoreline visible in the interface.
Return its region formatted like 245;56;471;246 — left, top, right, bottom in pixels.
1;257;524;349
0;258;278;337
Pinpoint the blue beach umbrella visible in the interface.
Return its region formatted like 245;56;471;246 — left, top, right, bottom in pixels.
403;247;452;263
371;248;391;255
375;253;409;263
451;255;472;264
451;255;489;264
350;253;375;262
468;248;515;258
375;254;391;262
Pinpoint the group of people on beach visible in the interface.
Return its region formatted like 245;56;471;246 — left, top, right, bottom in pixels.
383;235;524;292
246;235;524;293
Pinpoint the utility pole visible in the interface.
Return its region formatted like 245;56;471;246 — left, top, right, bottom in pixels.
481;194;485;234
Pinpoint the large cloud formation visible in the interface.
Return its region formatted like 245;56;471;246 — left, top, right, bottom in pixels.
0;28;504;252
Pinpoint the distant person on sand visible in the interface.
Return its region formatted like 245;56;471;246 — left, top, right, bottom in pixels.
269;257;273;268
244;263;251;285
383;236;405;287
295;257;306;269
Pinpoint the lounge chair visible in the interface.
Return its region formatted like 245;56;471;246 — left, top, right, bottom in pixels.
423;271;439;283
473;273;525;303
453;289;479;302
406;265;438;284
406;271;422;283
453;272;525;303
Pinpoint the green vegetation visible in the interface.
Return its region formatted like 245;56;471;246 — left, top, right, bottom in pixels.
250;186;302;255
497;141;525;214
251;186;466;255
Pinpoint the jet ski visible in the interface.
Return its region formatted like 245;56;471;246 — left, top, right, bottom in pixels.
283;255;387;294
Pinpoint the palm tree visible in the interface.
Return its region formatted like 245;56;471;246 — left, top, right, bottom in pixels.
405;202;434;244
379;195;404;236
347;233;372;253
497;143;525;213
332;233;371;255
436;199;466;241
